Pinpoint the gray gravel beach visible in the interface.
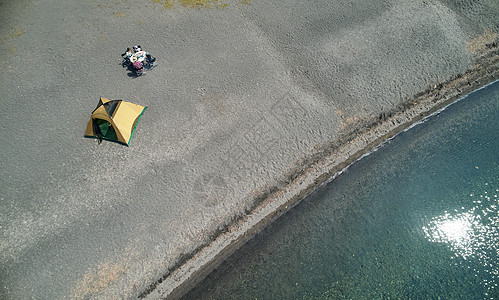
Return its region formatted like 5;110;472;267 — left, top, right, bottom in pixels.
1;0;498;298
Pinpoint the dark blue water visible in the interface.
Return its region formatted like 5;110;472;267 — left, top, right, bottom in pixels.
185;82;498;299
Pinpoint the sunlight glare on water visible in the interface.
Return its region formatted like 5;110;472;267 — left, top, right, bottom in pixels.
423;183;498;296
425;211;478;256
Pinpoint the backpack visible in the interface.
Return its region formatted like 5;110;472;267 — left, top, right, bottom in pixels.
132;61;144;72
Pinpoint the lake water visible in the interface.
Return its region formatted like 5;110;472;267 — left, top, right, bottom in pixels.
185;82;498;299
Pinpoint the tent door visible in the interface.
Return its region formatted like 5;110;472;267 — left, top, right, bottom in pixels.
95;119;118;141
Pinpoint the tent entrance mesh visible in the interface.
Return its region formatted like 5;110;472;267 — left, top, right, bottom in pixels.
103;100;119;117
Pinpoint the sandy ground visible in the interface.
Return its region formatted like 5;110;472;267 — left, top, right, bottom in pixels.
1;0;498;299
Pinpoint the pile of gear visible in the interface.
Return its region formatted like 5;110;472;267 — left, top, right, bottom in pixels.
121;45;156;76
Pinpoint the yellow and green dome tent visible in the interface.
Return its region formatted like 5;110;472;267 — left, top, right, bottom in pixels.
85;97;146;146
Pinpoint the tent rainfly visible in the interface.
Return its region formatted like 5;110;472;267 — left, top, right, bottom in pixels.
85;97;147;146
